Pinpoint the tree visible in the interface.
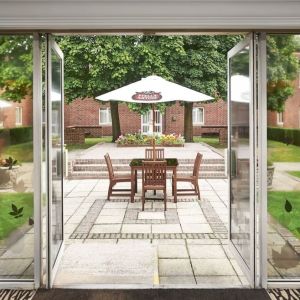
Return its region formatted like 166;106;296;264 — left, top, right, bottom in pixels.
170;35;243;142
0;36;33;101
267;35;298;112
58;35;136;141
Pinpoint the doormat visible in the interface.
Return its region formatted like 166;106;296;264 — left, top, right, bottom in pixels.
33;288;270;300
0;289;35;300
268;289;300;300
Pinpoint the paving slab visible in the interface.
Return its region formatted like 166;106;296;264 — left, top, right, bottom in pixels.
158;245;189;258
188;244;226;259
159;259;194;276
191;258;236;276
54;243;156;285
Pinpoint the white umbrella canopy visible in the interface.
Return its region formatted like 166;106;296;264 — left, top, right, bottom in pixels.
96;75;213;103
0;99;12;108
96;75;213;159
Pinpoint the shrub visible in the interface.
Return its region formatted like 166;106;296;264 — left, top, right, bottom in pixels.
268;127;300;147
0;127;33;145
116;133;185;146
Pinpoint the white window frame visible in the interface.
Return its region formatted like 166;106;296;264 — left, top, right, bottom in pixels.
15;106;23;126
193;107;204;125
99;107;112;125
276;112;283;125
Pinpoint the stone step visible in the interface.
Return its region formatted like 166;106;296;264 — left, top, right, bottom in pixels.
71;158;224;165
72;163;225;172
68;170;227;180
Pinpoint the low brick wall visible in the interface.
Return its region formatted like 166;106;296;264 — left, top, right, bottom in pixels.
194;125;228;144
65;125;110;144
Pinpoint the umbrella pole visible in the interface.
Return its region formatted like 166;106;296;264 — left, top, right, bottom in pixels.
152;103;156;160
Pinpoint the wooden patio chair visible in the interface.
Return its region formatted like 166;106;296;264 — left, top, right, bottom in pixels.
142;160;167;211
104;153;132;200
172;152;202;200
145;148;165;160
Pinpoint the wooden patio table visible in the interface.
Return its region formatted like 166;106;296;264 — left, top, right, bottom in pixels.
129;158;179;203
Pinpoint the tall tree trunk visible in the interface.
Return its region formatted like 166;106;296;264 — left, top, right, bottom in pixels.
184;102;193;142
110;101;121;142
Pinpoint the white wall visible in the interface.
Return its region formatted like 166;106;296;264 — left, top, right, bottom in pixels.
0;0;300;30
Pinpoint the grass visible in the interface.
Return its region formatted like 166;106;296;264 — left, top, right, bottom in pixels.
0;192;33;240
268;191;300;239
66;136;112;151
3;142;33;163
268;140;300;163
193;136;226;149
287;171;300;179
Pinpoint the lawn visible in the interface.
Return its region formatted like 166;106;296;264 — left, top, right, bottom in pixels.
66;136;112;151
287;171;300;179
3;141;33;163
268;140;300;163
0;192;33;240
268;191;300;239
193;136;226;149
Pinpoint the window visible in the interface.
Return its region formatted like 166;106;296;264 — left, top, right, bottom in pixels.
99;108;111;125
15;107;22;126
277;112;283;125
193;107;204;125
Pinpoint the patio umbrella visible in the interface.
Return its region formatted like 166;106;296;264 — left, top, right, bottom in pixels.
0;99;12;108
96;75;213;159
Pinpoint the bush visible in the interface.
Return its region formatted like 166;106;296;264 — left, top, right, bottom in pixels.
0;127;33;145
116;133;185;146
268;127;300;147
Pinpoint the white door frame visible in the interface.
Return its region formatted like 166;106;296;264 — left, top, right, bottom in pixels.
141;110;163;135
227;34;256;287
46;35;65;288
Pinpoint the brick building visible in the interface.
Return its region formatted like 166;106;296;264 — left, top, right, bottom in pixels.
268;53;300;129
64;98;227;139
0;97;33;129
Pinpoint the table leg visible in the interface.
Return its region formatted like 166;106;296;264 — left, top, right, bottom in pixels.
131;168;135;203
135;170;137;193
173;168;177;203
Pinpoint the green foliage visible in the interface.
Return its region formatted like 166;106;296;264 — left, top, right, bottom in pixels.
116;133;184;146
1;156;18;169
9;204;24;218
0;36;33;101
268;191;300;239
268;127;300;147
0;192;33;240
267;35;299;112
267;140;300;163
0;126;33;145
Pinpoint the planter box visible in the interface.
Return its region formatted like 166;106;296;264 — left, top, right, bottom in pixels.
0;166;19;189
117;144;184;147
267;165;275;188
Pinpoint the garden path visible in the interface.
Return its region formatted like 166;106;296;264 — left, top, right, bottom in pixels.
68;142;223;160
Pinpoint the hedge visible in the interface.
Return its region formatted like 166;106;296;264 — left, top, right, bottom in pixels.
0;126;33;145
268;127;300;147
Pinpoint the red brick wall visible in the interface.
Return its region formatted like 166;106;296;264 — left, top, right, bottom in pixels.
268;53;300;129
0;97;32;128
64;98;228;136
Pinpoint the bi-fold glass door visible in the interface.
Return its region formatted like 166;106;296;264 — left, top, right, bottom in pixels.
46;36;65;287
227;34;256;287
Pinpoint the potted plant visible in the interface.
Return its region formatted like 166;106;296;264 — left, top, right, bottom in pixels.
0;156;19;189
267;160;275;188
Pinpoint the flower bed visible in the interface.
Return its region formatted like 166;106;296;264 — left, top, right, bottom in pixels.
116;133;184;147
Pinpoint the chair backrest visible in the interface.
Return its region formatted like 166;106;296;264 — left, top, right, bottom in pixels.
104;153;114;180
192;152;203;178
145;148;165;160
142;160;167;187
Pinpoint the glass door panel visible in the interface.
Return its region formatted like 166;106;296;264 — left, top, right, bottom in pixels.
228;35;255;286
47;37;64;287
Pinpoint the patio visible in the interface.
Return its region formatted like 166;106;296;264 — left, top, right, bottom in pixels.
53;177;250;287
